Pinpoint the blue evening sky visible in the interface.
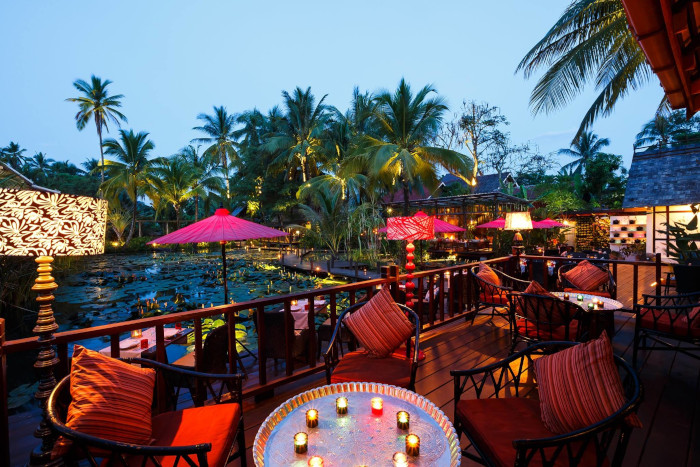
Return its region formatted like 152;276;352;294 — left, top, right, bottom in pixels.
0;1;663;173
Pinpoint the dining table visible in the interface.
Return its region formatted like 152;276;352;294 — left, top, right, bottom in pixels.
551;292;623;338
98;326;191;360
253;382;460;466
279;298;328;330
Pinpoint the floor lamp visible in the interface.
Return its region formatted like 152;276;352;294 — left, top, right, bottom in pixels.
387;215;434;306
0;188;107;466
505;211;533;256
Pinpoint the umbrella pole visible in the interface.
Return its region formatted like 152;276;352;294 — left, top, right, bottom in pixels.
221;241;228;304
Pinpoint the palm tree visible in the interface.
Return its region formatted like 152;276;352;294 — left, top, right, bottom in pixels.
28;152;55;181
66;76;127;187
516;0;654;138
298;185;346;259
100;129;155;243
148;156;199;228
635;110;700;149
264;87;330;183
177;145;223;221
558;131;610;175
354;79;473;215
192;106;239;202
1;142;27;170
51;160;83;175
82;157;101;176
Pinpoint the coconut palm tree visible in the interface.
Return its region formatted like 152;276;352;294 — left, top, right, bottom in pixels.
516;0;654;139
192;106;239;202
27;152;55;181
353;79;473;215
634;110;700;149
66;76;127;187
558;131;610;175
264;87;330;183
100;129;155;243
298;185;346;259
1;142;27;170
148;156;200;229
177;145;224;221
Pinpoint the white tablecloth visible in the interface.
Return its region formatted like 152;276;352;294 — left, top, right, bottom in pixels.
280;299;327;329
99;327;180;359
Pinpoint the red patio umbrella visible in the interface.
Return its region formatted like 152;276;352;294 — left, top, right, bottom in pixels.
378;211;465;234
475;217;505;229
148;207;288;304
532;218;567;229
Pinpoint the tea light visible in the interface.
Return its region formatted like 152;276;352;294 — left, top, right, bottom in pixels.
587;302;594;310
405;433;420;456
131;329;142;339
291;299;298;306
294;432;308;454
396;411;410;430
563;293;570;300
308;456;324;467
577;294;584;301
336;397;348;414
392;452;409;467
306;409;319;428
140;338;149;349
371;397;383;415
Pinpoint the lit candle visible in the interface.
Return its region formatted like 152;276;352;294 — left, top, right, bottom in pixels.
291;299;298;306
131;329;142;339
336;397;348;414
577;294;584;302
563;293;570;300
294;432;308;454
405;433;420;456
371;397;383;415
306;409;319;428
588;302;594;310
397;411;410;430
308;456;324;467
392;452;409;467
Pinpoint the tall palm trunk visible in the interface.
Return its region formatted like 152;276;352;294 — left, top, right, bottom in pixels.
175;205;181;229
221;148;230;202
194;194;199;221
126;195;138;244
95;114;105;193
402;181;410;216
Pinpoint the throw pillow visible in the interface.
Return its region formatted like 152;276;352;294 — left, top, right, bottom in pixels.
476;262;501;287
345;287;415;358
534;332;641;434
524;280;556;298
64;345;156;445
562;260;609;292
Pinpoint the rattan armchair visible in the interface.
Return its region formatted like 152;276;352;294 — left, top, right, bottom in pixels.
557;262;617;298
470;265;530;323
47;358;246;467
451;342;642;467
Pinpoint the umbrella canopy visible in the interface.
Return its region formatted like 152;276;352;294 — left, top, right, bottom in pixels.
532;218;567;229
379;211;465;234
147;208;288;244
475;218;505;229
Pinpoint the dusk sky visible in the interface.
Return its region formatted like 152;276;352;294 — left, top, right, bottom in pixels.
1;1;664;172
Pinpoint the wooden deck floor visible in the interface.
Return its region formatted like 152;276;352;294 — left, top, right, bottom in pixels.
229;308;699;467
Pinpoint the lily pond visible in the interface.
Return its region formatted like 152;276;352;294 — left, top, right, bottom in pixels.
8;249;347;412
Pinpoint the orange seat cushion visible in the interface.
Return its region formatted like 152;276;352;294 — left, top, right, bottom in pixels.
639;309;700;338
562;261;609;292
331;350;412;388
456;398;606;467
516;318;579;341
477;262;501;287
64;346;155;446
145;403;241;467
345;287;414;358
479;291;508;305
564;288;611;298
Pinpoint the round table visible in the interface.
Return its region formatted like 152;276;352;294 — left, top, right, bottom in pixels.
551;292;624;338
253;382;460;466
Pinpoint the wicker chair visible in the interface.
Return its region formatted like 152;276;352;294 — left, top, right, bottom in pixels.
48;358;246;467
451;342;643;467
507;292;589;353
323;301;421;391
557;262;617;298
470;265;530;323
632;292;700;368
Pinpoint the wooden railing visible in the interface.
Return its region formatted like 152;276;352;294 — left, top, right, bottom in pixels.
0;254;670;465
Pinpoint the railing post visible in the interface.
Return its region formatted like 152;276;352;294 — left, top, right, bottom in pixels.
0;319;9;467
284;301;294;376
655;253;662;296
257;304;267;386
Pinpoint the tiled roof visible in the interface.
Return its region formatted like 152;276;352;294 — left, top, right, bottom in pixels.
622;145;700;208
0;162;57;192
381;186;434;204
441;172;516;194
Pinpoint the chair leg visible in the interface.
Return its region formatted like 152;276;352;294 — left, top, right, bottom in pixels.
237;417;247;467
632;331;639;370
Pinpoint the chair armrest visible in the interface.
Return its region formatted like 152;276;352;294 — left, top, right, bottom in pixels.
494;269;531;291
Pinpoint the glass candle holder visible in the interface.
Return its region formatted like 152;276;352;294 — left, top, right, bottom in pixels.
371;397;383;415
405;433;420;456
577;294;584;302
131;329;142;339
308;456;324;467
396;411;410;430
336;397;348;415
294;432;308;454
563;293;570;300
291;299;298;306
306;409;319;428
175;322;182;331
587;302;594;310
140;338;149;349
392;451;409;467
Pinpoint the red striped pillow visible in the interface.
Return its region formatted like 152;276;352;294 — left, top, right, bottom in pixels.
524;280;556;298
534;332;641;434
65;345;156;445
476;262;501;287
345;287;415;358
562;260;608;292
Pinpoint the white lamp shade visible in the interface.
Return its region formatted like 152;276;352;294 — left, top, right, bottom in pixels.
0;189;107;256
504;211;533;231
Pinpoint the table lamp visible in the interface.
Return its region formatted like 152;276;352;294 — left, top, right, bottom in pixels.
387;215;434;306
505;211;532;256
0;188;107;465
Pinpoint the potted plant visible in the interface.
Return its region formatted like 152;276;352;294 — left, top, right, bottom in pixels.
660;203;700;293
